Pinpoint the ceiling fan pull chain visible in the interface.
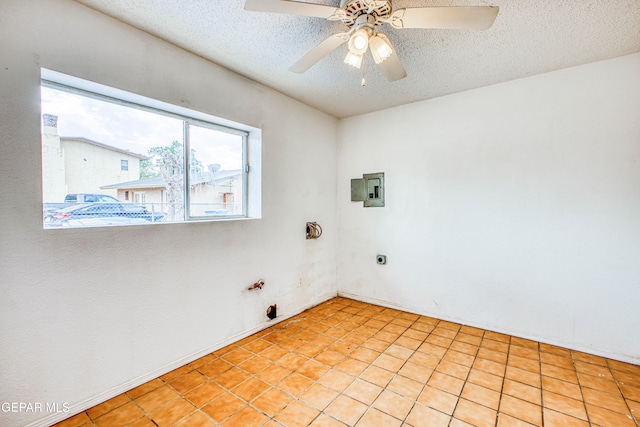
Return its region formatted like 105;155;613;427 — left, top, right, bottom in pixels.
361;60;366;86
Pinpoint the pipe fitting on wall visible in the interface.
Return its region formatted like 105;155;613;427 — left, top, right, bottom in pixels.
306;222;322;239
248;279;265;290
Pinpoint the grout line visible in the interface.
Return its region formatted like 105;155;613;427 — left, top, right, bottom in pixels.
443;325;480;427
572;350;594;427
387;314;437;427
56;297;640;427
494;334;509;427
538;341;545;427
605;358;640;427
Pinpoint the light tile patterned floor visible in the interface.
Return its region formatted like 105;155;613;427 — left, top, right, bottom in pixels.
55;297;640;427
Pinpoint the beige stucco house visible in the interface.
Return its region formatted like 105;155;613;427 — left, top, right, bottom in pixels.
100;169;243;216
41;114;147;203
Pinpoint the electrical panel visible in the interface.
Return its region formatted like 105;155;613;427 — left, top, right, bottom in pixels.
351;172;384;207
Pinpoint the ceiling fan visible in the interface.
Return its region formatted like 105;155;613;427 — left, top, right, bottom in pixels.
244;0;499;83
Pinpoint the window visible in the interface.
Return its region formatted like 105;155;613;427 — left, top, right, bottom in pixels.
41;69;260;229
134;192;146;204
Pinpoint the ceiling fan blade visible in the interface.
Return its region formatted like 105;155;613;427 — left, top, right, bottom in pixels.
289;32;349;73
245;0;341;19
376;34;406;82
379;52;406;82
389;6;499;30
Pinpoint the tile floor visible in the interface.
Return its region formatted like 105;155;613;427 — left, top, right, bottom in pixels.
55;297;640;427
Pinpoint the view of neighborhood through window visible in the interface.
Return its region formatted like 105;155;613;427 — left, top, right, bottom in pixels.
41;81;247;229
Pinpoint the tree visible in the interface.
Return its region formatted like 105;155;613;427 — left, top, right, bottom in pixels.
139;156;159;179
139;141;205;221
140;142;203;178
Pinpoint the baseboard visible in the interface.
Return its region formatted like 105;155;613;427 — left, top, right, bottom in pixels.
338;291;640;366
27;292;337;427
30;289;636;426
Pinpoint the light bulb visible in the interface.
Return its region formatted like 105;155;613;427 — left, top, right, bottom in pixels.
353;34;368;50
348;28;370;55
344;51;363;69
370;34;393;64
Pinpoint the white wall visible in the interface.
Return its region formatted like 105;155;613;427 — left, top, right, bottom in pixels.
0;1;337;426
337;54;640;364
2;1;638;425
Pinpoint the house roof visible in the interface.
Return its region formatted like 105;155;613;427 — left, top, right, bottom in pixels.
61;137;149;160
101;169;242;190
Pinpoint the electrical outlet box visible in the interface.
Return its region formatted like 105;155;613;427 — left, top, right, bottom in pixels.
351;172;384;207
266;304;277;320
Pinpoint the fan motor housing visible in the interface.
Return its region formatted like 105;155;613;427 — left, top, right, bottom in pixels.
339;0;392;27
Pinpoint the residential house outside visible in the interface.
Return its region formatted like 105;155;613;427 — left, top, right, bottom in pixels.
41;114;147;203
101;169;243;217
42;113;243;220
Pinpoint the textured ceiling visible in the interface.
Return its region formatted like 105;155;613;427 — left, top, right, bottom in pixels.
74;0;640;118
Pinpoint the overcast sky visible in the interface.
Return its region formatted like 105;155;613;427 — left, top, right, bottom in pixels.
41;86;243;170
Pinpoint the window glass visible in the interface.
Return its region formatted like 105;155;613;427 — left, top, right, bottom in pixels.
41;76;250;229
187;123;245;218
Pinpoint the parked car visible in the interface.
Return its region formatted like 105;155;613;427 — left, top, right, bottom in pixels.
64;193;120;203
44;203;165;227
44;193;122;214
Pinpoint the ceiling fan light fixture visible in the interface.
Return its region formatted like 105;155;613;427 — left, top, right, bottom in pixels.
348;28;370;55
246;0;500;83
369;33;393;64
344;51;363;69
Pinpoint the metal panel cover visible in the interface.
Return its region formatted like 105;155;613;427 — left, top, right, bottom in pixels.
351;178;365;201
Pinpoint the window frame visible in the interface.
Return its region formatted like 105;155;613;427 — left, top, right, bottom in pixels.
182;120;248;220
41;69;260;227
